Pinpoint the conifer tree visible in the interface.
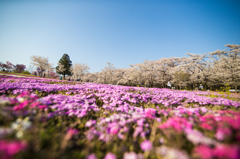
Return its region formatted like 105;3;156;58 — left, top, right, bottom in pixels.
56;53;72;80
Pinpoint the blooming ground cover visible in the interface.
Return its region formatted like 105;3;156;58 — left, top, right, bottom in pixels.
0;75;240;159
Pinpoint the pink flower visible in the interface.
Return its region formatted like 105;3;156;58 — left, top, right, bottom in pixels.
85;120;96;127
110;126;119;135
133;127;143;137
137;119;144;126
213;144;240;159
194;145;213;159
158;117;192;132
118;132;125;139
65;128;78;140
0;140;27;158
156;118;161;123
21;100;28;106
17;91;30;98
104;152;116;159
86;153;97;159
200;123;213;131
140;140;152;151
13;105;22;110
215;128;231;141
145;108;156;119
13;101;29;110
38;105;47;109
31;102;40;108
78;110;87;118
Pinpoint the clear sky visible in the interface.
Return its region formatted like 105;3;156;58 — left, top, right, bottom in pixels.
0;0;240;73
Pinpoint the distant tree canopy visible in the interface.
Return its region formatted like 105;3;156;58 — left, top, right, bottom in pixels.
71;63;90;80
0;61;15;72
0;61;26;73
30;56;49;77
90;44;240;91
56;53;72;79
15;64;26;73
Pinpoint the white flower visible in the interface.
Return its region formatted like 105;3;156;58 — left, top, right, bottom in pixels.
11;117;32;138
16;118;22;123
11;123;19;130
156;146;189;159
16;131;23;138
22;120;31;130
105;118;110;122
17;97;24;103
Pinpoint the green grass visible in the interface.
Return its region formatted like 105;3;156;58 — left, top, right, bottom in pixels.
0;71;36;77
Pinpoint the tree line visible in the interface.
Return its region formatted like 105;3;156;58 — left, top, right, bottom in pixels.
0;61;27;74
93;44;240;92
1;44;239;91
30;53;89;80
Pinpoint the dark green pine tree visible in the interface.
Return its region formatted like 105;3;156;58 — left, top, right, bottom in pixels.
56;53;72;80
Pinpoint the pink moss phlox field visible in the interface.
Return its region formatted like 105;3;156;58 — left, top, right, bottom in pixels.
0;140;27;159
0;75;240;158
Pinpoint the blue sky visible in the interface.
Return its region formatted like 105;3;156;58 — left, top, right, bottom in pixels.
0;0;239;73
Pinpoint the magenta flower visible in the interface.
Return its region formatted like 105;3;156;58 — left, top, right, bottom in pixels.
140;140;152;151
213;144;240;159
30;102;40;108
38;105;47;109
145;108;156;119
110;126;119;135
0;140;27;158
21;101;28;107
195;144;240;159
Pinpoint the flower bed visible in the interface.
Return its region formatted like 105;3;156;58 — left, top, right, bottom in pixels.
0;75;240;159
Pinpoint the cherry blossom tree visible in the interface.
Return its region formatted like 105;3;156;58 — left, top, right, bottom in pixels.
140;60;156;87
169;65;190;89
49;71;59;78
97;70;108;84
207;44;240;91
117;67;138;86
93;43;239;90
71;63;90;80
31;56;49;77
44;63;54;78
154;58;181;88
96;63;115;84
104;62;115;84
82;73;97;82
